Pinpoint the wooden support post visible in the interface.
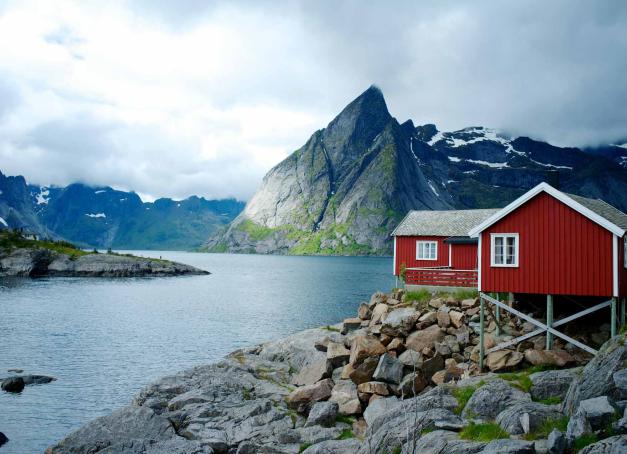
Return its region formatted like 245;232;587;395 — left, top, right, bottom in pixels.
495;304;501;337
611;298;617;338
479;295;485;372
621;298;626;328
546;295;553;350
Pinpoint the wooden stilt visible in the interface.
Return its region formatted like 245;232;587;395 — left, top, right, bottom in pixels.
611;298;617;337
621;298;625;328
479;295;485;371
546;295;553;350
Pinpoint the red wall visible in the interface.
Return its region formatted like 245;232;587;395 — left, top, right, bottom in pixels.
395;236;479;275
480;192;614;297
451;243;479;270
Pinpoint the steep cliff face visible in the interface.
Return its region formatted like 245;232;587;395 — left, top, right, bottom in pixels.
208;86;449;255
209;86;627;256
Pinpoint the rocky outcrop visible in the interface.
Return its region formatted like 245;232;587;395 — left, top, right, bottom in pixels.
207;86;627;256
0;247;208;277
0;374;56;393
47;290;627;453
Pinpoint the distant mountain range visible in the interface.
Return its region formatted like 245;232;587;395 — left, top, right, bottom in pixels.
205;85;627;255
0;171;244;250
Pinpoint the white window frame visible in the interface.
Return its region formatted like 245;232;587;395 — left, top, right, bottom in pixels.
416;241;438;261
490;233;519;267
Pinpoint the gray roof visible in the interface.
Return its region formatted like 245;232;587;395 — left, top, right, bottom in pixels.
392;208;500;237
566;193;627;230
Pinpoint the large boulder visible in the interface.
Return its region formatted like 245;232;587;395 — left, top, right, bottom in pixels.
529;369;577;401
563;335;627;415
347;356;379;385
398;350;423;371
305;401;339;428
349;335;386;366
372;354;403;385
369;304;389;326
496;401;563;435
293;358;332;386
287;379;334;413
45;405;176;453
380;308;420;337
329;380;361;416
566;407;592;443
481;439;535;454
410;430;485;454
613;368;627;399
485;349;524;372
326;342;350;368
363;396;400;426
462;379;531;420
578;435;627;453
406;325;445;353
1;376;25;393
301;439;361;454
524;349;575;367
578;396;618;430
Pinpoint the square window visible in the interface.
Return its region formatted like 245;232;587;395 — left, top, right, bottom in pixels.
417;241;437;260
491;234;518;267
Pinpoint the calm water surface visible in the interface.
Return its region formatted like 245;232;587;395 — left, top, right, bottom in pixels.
0;252;393;453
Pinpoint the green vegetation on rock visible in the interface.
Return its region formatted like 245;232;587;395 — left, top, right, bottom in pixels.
459;422;509;442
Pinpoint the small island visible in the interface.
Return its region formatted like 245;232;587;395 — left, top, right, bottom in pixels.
0;230;209;278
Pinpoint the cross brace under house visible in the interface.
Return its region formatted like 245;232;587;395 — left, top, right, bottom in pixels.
477;292;627;371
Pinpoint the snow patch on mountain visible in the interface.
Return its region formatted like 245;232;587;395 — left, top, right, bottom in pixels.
35;187;50;205
0;216;8;227
85;213;106;218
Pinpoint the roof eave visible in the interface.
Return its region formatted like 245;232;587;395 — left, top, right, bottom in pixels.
468;182;626;238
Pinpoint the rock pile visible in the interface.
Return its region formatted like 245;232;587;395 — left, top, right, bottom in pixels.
46;290;627;454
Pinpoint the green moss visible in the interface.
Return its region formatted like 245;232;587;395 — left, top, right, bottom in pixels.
335;415;356;425
208;241;228;253
452;382;484;415
572;433;599;452
0;230;88;259
337;429;354;440
323;325;341;332
299;442;312;452
237;219;275;242
534;396;562;405
242;388;252;400
404;289;432;305
522;416;569;440
459;422;509;442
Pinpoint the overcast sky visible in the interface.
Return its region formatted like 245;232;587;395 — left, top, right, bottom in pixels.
1;0;626;201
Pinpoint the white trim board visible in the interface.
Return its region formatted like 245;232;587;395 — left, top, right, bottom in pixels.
468;182;626;238
613;234;619;297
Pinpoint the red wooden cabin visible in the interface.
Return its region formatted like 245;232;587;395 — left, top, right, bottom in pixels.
392;209;498;289
468;183;627;299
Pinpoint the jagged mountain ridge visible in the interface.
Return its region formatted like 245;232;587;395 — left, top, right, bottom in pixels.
207;85;627;255
0;171;244;250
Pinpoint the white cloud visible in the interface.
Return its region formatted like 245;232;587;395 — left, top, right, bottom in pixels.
0;0;626;201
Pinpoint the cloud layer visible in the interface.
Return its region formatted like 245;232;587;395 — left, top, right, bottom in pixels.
0;0;626;200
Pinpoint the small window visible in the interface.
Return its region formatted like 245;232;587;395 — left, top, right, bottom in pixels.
491;234;519;267
417;241;438;260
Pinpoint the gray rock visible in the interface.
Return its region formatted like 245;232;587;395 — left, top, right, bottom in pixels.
373;354;404;385
98;438;214;453
329;380;361;416
566;407;592;443
529;369;577;402
380;308;420;337
1;376;24;393
363;396;400;426
496;401;563;435
578;435;627;453
301;439;361;454
399;371;428;397
462;379;531;420
306;401;339;427
613;368;627;399
293;358;332;386
480;439;535;454
579;396;617;430
398;349;423;370
47;405;176;453
295;425;346;445
547;428;565;454
409;430;485;454
563;336;627;415
326;342;351;368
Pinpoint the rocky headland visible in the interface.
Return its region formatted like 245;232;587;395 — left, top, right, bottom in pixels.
45;290;627;453
0;231;209;277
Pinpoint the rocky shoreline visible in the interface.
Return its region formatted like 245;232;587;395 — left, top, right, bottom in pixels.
0;247;209;277
44;290;627;453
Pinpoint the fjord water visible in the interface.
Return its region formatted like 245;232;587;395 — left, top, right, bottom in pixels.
0;252;393;453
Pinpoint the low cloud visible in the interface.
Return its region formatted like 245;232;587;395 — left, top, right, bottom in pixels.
0;0;626;200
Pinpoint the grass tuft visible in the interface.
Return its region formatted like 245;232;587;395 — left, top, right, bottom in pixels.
298;442;312;453
459;422;509;442
335;414;356;425
535;396;562;405
452;381;484;415
522;416;568;440
572;433;599;452
337;429;354;440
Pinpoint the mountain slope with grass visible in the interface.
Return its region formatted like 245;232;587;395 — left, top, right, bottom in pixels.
207;86;627;255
